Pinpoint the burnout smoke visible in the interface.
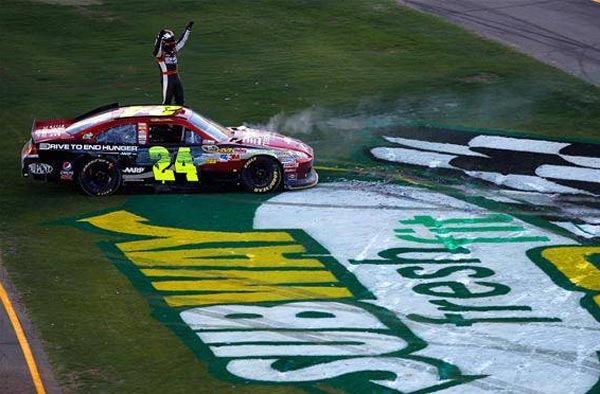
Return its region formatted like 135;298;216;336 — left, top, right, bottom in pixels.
250;81;549;137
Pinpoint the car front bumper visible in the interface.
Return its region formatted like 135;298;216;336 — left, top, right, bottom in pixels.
284;167;318;190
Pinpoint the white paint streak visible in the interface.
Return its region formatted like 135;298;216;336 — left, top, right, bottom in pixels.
203;331;408;357
560;155;600;169
383;136;488;157
468;135;569;154
226;357;448;393
552;222;600;239
464;171;590;195
370;147;456;169
181;302;385;331
536;164;600;183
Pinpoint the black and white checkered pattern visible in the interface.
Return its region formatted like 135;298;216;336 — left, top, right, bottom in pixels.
370;128;600;240
371;129;600;196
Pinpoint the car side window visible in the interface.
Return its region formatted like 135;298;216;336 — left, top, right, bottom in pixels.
96;124;137;144
148;124;183;144
183;128;203;145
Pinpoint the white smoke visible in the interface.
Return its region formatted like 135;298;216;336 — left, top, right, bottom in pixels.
252;107;329;134
247;82;548;137
247;95;465;136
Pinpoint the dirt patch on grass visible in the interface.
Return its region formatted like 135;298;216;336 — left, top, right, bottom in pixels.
459;72;499;84
62;368;107;394
30;0;102;5
29;0;117;21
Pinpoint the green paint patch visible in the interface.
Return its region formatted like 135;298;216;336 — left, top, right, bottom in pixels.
62;182;599;394
73;203;483;394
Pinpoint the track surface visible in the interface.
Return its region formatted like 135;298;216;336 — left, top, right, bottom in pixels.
400;0;600;85
0;263;58;394
0;300;35;394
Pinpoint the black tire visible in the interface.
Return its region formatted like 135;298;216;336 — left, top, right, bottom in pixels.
78;157;122;196
241;156;282;193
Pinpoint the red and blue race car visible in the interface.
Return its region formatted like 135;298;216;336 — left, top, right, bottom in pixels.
21;104;318;196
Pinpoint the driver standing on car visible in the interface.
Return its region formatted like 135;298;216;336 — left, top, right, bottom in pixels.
153;21;194;105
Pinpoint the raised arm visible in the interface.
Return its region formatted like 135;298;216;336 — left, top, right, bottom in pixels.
176;21;194;51
153;30;166;57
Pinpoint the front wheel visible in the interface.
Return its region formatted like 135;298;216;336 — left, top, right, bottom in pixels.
78;157;122;196
240;156;282;193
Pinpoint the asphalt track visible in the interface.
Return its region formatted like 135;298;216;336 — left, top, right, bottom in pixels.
0;263;57;394
400;0;600;85
0;298;35;394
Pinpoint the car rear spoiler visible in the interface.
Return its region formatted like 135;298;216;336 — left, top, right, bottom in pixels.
74;102;120;121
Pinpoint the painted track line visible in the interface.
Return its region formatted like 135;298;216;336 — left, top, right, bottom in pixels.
0;280;46;394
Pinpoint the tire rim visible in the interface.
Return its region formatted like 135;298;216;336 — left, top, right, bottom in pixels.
84;161;114;195
249;163;273;188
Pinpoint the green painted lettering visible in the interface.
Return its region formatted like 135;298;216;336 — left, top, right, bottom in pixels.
397;265;495;280
413;281;511;298
408;313;561;327
430;299;532;312
350;247;479;265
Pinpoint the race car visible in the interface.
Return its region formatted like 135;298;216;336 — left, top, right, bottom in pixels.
21;104;318;196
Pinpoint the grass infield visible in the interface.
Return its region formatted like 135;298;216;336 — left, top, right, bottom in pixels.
1;0;600;392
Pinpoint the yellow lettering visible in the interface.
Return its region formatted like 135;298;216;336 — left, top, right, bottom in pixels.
143;269;338;283
152;271;339;291
541;246;600;290
81;210;354;306
128;245;321;268
80;210;295;252
541;246;600;308
164;287;353;307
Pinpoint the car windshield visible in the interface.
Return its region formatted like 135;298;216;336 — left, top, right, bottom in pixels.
66;112;114;135
188;111;231;141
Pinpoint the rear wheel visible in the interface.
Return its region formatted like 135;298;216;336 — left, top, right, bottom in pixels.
241;156;282;193
78;157;122;196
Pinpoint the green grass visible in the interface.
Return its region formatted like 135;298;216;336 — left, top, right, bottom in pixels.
1;0;600;392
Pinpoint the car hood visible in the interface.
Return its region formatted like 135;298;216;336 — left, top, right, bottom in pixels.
228;126;313;156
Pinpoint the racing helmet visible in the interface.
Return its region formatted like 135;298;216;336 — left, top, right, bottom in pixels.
162;30;176;52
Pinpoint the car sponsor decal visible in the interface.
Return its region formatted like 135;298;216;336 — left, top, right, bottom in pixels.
75;182;600;394
27;163;53;175
118;105;182;118
122;167;146;174
39;143;138;154
60;161;73;180
34;128;64;138
148;146;198;182
201;144;219;153
138;123;148;145
242;134;271;146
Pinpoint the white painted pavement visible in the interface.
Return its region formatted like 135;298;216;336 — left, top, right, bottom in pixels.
253;182;600;394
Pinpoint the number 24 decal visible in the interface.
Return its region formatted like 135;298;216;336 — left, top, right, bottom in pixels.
148;146;199;182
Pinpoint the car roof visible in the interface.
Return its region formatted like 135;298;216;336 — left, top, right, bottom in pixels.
109;105;188;120
65;105;191;136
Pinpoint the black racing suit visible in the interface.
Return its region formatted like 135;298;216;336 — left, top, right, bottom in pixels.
153;28;191;105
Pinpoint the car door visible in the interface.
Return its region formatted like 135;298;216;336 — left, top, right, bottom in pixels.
136;121;200;184
90;122;140;174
